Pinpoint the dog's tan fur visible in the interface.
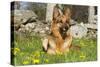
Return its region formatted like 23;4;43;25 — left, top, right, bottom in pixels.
43;6;72;55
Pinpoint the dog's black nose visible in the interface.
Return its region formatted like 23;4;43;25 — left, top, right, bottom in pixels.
63;24;69;31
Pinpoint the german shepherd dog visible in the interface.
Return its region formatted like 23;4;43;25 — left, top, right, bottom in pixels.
42;6;72;55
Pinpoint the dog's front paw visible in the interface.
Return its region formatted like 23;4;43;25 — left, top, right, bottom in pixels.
42;38;48;51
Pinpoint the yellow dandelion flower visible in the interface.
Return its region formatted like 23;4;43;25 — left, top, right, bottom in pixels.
80;52;86;59
12;48;20;55
13;51;17;55
80;55;86;58
33;59;40;64
45;59;49;63
14;48;20;52
22;61;29;64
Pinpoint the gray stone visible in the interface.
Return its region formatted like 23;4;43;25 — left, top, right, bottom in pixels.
84;23;97;29
39;30;45;34
18;27;26;32
45;26;50;31
33;28;41;33
25;23;35;31
11;10;37;24
70;24;88;38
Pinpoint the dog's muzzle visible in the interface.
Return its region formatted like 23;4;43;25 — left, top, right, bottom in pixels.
59;23;69;39
60;23;69;32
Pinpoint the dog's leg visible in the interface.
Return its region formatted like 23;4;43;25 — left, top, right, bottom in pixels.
47;36;56;55
43;36;57;55
48;36;56;49
42;38;49;51
47;48;56;55
62;32;72;52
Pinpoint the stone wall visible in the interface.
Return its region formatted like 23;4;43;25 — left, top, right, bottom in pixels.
11;9;97;39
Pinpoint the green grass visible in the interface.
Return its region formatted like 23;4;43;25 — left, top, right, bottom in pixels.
11;33;97;65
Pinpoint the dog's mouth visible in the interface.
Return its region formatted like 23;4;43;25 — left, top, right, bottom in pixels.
60;23;69;32
59;23;69;39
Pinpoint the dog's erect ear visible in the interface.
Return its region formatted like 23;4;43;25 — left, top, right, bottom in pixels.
63;8;71;17
53;6;61;20
63;8;71;21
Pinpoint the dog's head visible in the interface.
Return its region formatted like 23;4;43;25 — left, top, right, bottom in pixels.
53;6;71;38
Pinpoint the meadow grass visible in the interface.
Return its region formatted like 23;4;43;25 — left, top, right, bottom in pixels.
11;32;97;65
